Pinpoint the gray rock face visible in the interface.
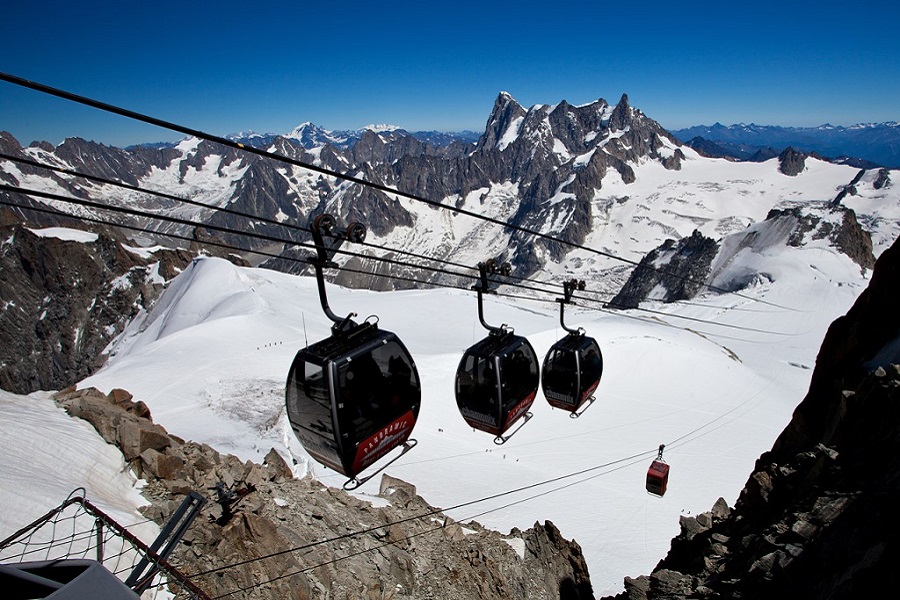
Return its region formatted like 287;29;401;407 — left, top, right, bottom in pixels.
607;230;719;309
53;137;180;186
778;146;807;176
773;205;875;270
54;387;595;600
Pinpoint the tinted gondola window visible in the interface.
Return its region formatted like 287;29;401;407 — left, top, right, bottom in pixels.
287;360;332;434
286;358;341;465
543;347;578;399
499;344;539;411
336;340;420;442
456;352;499;424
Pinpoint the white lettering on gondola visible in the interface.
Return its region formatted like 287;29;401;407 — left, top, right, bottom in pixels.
459;406;496;425
544;389;574;402
363;419;409;454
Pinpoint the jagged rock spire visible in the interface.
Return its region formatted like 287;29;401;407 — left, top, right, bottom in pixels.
479;91;527;150
609;93;632;131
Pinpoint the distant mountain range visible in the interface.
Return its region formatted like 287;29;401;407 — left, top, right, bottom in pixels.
122;120;900;169
219;123;482;151
670;122;900;168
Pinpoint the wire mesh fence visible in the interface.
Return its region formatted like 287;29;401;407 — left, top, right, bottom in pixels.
0;490;210;600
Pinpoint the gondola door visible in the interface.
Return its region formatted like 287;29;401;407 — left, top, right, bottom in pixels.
496;337;540;433
334;333;421;477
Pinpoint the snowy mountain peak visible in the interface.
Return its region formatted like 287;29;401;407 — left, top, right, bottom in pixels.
225;130;275;141
283;122;354;149
361;124;402;133
286;121;318;136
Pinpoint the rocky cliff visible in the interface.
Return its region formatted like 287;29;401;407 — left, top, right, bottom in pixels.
1;90;688;285
603;235;900;599
0;223;192;394
53;386;594;600
607;230;719;309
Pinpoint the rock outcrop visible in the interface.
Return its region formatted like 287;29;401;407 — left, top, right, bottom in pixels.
53;387;595;599
873;168;891;190
778;146;807;176
603;236;900;599
607;230;719;309
777;204;875;271
611;202;875;307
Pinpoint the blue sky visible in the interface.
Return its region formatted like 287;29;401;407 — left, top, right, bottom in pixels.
2;0;898;147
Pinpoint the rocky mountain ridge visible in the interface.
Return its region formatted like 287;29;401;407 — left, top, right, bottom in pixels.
3;93;895;300
0;92;691;285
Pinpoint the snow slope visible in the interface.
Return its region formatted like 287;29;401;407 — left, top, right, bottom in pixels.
0;389;158;545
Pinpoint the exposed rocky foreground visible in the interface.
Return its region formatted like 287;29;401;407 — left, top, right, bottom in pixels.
603;237;900;599
53;387;593;599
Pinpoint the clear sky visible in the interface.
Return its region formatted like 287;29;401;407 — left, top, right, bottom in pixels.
1;0;898;148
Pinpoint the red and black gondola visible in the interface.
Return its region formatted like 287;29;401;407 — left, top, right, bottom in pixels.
455;260;540;444
285;214;421;489
541;279;603;417
286;324;420;482
542;333;603;413
455;332;540;439
646;444;669;496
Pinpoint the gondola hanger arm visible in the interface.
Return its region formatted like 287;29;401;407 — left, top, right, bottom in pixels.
474;259;513;335
557;279;586;336
307;213;367;333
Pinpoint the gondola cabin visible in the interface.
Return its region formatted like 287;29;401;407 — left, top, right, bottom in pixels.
646;459;670;497
286;325;421;480
455;333;540;437
541;334;603;413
